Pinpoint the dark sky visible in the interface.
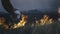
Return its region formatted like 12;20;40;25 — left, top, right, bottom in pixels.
0;0;60;12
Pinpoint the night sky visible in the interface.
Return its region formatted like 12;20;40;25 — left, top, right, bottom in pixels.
0;0;60;12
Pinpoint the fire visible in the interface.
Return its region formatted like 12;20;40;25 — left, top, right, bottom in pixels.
33;15;54;26
0;14;28;29
49;18;53;24
39;15;53;26
58;18;60;21
11;14;28;29
31;23;34;27
58;7;60;14
0;17;9;29
58;7;60;21
35;20;39;26
0;7;60;29
0;17;5;25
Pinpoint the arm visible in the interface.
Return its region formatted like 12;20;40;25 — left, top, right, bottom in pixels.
1;0;16;14
1;0;21;23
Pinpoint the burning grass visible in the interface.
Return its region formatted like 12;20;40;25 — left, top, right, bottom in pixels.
0;14;60;30
0;8;60;29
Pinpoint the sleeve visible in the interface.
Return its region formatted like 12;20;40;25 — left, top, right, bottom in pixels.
1;0;16;14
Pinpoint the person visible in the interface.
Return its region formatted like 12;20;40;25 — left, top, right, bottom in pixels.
1;0;21;24
1;0;60;34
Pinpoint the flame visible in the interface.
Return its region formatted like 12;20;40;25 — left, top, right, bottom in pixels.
12;14;27;29
0;17;5;25
33;15;54;26
58;7;60;21
0;15;28;29
0;17;9;29
31;23;34;27
49;18;54;24
35;20;39;26
58;18;60;21
0;7;60;29
39;15;53;26
58;7;60;14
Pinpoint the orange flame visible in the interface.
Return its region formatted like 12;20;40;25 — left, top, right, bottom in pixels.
12;14;28;29
0;7;60;29
58;7;60;21
33;15;54;26
0;17;9;29
39;15;54;26
58;18;60;21
0;17;5;25
58;7;60;14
